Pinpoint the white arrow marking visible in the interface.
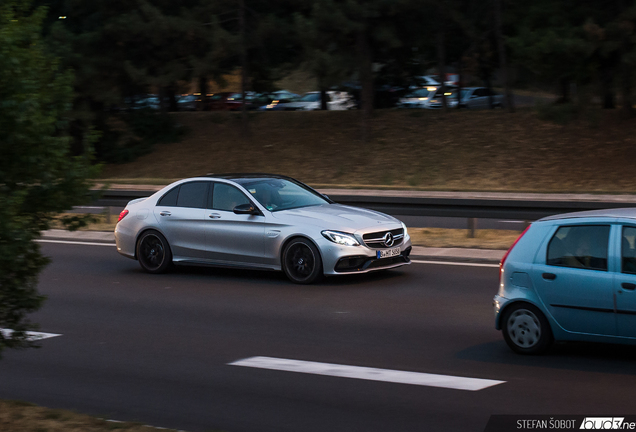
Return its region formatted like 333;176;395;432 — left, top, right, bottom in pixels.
1;329;62;341
229;356;505;391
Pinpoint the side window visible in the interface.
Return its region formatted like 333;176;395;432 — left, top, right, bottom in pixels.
157;186;179;207
622;226;636;274
212;183;251;211
176;181;208;209
547;225;610;271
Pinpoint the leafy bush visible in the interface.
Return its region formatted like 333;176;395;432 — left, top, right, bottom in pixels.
95;109;186;164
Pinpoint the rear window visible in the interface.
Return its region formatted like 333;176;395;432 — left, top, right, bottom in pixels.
157;186;179;207
547;225;610;271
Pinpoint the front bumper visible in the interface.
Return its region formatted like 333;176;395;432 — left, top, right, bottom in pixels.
319;235;413;276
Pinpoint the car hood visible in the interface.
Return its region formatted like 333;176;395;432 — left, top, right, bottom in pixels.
271;204;400;232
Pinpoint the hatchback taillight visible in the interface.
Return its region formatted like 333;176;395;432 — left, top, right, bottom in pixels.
118;209;129;222
499;225;531;285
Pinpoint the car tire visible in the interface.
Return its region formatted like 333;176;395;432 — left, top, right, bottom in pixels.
136;230;172;274
502;303;553;355
282;238;323;284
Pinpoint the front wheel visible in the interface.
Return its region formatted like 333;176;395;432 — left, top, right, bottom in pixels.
282;238;323;284
136;230;172;274
502;303;553;355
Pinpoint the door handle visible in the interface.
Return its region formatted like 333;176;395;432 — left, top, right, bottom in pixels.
622;282;636;290
542;273;557;280
159;211;171;216
208;213;221;219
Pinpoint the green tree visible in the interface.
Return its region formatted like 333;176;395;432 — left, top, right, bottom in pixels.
0;0;96;356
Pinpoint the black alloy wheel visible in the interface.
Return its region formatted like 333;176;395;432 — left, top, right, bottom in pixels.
282;238;323;284
137;230;172;274
501;302;553;355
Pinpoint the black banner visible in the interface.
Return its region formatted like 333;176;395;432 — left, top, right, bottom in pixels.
485;415;636;431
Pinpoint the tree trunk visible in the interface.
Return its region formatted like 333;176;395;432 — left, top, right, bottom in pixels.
357;28;373;141
456;58;463;109
621;62;634;117
494;0;514;112
158;87;167;113
239;0;249;137
558;78;570;104
198;76;208;111
319;76;328;110
167;85;178;112
600;64;615;109
436;30;447;112
485;76;494;109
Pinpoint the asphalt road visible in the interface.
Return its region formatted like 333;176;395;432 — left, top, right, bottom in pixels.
2;242;636;432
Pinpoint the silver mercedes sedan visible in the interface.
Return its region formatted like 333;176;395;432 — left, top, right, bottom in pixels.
114;174;412;284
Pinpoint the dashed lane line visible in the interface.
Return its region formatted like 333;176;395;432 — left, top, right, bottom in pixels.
411;260;500;268
36;239;500;267
36;239;116;247
229;356;505;391
0;329;62;341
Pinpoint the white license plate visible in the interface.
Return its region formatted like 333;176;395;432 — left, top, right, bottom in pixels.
377;248;401;259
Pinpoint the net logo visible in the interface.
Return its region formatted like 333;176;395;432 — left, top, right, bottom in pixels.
580;418;627;430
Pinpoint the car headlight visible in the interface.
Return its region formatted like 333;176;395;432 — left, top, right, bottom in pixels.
321;230;360;246
401;221;408;237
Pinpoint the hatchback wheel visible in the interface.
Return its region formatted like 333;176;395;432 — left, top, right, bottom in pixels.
502;303;552;355
282;238;323;284
137;230;172;274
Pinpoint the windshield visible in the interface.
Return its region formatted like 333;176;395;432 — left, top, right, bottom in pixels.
238;178;328;211
299;93;320;102
460;89;472;100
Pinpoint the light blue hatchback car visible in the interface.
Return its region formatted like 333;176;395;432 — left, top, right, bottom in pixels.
494;208;636;354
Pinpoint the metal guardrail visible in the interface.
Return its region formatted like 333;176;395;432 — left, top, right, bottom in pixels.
92;189;636;221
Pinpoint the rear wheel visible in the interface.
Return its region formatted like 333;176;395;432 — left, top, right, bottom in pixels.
282;238;323;284
502;303;553;355
137;230;172;274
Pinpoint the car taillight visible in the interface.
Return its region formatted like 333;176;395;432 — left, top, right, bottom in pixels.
499;225;531;285
118;209;129;222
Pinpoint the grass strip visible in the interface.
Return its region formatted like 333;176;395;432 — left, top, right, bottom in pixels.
0;399;195;432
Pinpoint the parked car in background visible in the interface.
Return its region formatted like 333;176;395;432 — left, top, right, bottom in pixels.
114;174;411;284
494;208;636;354
397;87;437;108
260;91;355;111
270;90;299;101
460;87;504;109
176;94;198;111
206;92;244;111
424;86;459;109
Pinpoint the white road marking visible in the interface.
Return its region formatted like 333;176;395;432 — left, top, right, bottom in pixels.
0;329;62;341
35;239;501;268
36;239;116;247
229;356;505;391
103;419;184;431
412;260;499;268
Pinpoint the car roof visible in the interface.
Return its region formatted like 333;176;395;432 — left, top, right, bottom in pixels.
204;173;294;181
539;207;636;222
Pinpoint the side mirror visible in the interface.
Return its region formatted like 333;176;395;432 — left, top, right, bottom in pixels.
322;194;329;200
233;204;259;215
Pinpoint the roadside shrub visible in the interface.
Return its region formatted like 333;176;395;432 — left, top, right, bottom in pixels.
95;109;186;164
535;102;578;124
